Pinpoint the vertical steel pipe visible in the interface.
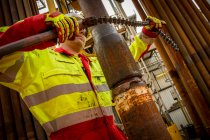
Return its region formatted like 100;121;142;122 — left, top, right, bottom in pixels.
113;1;136;36
8;0;19;23
20;100;36;139
164;0;210;104
161;0;210;101
134;0;206;135
23;0;33;17
167;69;206;136
0;0;44;139
15;0;27;20
60;0;68;14
175;0;210;57
108;0;119;16
55;0;63;13
141;0;210;135
166;0;210;73
188;0;210;33
46;0;57;13
0;0;38;26
181;0;210;46
0;98;6;140
131;0;146;19
202;0;210;11
159;0;210;88
194;0;210;21
29;0;39;15
78;0;171;139
0;85;16;139
0;0;13;25
10;90;27;139
0;2;5;26
33;118;47;140
180;0;210;46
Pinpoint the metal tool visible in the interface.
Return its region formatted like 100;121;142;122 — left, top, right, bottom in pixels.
81;17;179;51
0;16;179;57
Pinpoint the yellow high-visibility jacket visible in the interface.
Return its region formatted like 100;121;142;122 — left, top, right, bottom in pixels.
0;36;148;134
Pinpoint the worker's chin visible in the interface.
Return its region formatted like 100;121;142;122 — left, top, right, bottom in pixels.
77;41;85;50
72;44;84;53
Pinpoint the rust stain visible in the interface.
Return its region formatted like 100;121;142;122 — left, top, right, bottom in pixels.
115;85;171;140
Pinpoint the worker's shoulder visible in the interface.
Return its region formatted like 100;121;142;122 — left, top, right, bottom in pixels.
28;47;55;56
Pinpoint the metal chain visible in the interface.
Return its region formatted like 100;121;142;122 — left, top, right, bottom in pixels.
81;16;179;51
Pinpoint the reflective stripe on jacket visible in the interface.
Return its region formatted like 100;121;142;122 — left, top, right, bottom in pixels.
0;36;148;135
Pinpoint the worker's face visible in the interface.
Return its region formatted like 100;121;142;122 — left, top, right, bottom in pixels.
65;30;87;52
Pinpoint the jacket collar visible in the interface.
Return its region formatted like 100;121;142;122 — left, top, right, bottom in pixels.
54;47;74;56
54;47;91;62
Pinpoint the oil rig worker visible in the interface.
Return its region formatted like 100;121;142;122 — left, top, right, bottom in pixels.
0;12;165;140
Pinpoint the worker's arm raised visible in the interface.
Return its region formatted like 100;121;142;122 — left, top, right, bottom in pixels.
129;16;166;61
0;12;79;51
0;12;79;91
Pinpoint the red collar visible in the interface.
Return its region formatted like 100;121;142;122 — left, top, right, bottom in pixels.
54;47;91;62
54;47;73;56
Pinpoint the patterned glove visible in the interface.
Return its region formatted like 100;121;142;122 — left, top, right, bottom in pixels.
143;16;166;38
45;12;79;43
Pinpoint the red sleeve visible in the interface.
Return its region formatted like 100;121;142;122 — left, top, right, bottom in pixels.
0;14;56;51
0;32;3;38
142;27;158;38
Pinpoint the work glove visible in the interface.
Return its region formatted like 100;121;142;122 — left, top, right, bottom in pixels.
45;12;79;43
143;16;166;38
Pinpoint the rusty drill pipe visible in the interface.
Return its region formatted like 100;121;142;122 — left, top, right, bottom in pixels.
113;78;172;140
78;0;172;139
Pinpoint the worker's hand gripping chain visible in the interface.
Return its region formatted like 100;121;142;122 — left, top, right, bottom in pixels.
81;16;179;51
145;16;179;51
45;12;79;43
